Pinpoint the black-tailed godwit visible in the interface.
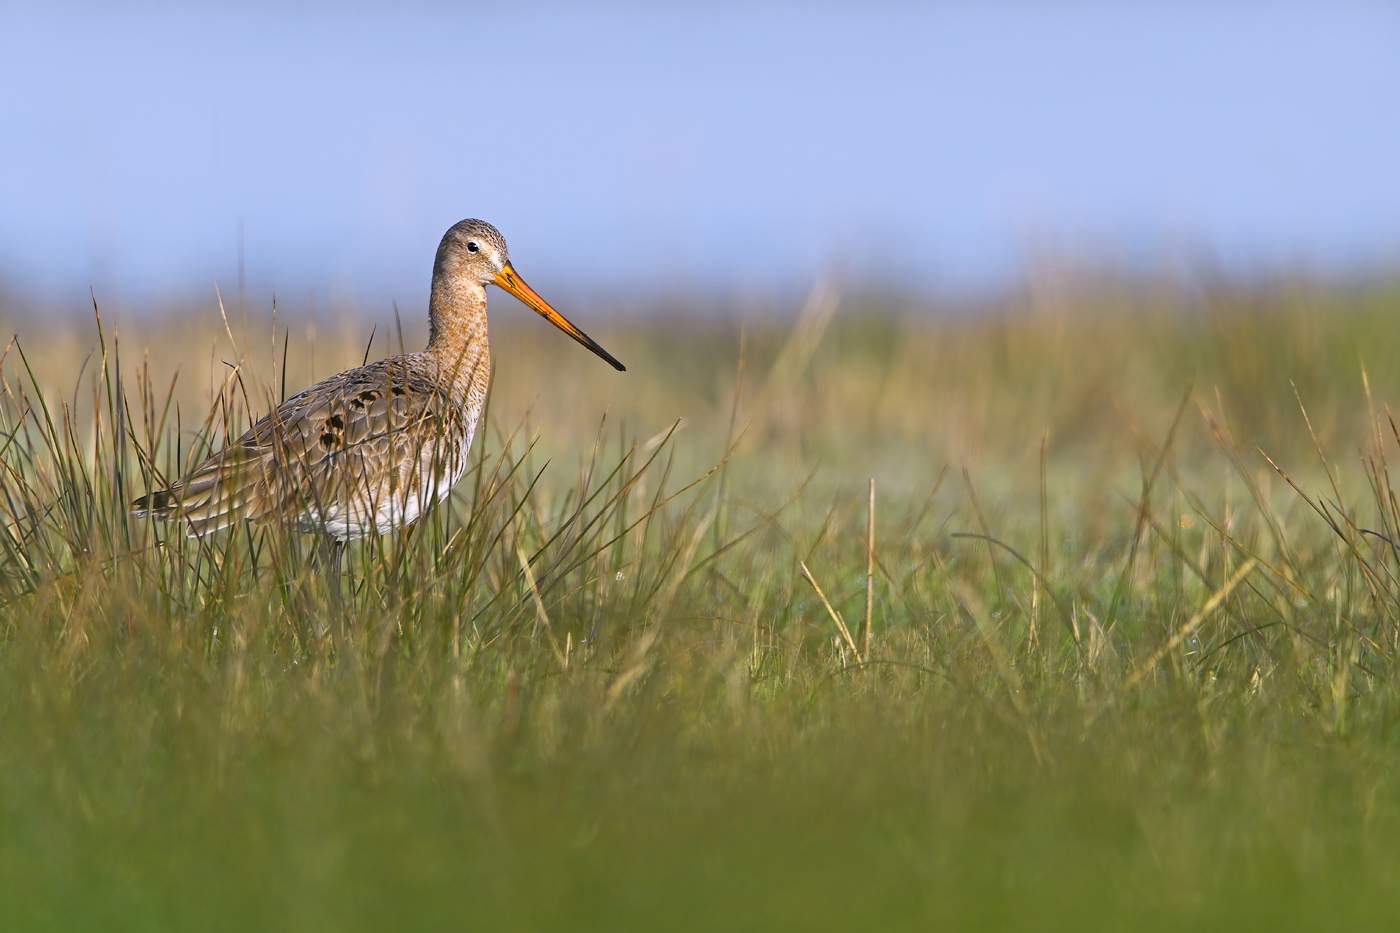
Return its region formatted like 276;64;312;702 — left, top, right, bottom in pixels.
132;219;624;556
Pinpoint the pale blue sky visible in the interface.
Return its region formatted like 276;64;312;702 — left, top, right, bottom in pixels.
2;2;1398;309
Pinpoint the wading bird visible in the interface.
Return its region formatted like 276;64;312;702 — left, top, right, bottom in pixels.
132;219;624;569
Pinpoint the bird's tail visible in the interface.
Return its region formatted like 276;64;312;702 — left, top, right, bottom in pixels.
131;488;178;519
129;461;261;536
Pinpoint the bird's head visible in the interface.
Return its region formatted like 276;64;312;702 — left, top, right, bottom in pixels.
436;218;511;285
435;218;625;372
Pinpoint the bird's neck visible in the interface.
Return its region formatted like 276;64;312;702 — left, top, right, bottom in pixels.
426;279;491;391
428;279;489;354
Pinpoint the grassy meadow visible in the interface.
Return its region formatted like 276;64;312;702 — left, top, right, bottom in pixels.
4;274;1400;929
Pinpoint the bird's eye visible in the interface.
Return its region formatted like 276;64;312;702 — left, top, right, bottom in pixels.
467;241;479;253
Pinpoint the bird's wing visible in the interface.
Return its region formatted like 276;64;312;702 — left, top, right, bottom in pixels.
140;357;467;536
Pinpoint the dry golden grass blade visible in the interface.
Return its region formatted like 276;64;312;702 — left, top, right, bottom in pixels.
800;560;860;662
1088;558;1258;727
605;627;659;709
517;545;567;669
863;477;875;660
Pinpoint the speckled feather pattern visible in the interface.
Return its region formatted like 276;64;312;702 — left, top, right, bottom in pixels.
134;351;488;538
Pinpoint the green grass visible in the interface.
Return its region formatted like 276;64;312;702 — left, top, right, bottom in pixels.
4;277;1400;929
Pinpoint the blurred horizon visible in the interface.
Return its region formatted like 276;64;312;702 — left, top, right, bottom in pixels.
2;2;1399;315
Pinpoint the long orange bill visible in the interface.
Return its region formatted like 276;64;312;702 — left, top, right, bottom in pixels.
492;263;626;371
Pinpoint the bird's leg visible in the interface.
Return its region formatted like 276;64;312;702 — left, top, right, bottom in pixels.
327;536;346;647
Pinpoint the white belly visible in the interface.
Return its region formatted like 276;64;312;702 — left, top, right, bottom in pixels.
301;416;476;540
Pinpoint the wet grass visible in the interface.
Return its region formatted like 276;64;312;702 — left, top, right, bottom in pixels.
4;276;1400;929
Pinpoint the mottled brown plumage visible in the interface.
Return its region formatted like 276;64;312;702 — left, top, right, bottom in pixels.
132;218;624;540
